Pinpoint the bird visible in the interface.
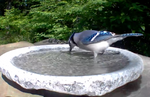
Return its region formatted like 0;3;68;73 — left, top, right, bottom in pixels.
68;30;143;58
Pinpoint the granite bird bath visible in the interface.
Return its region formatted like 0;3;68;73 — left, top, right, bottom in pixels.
0;44;144;96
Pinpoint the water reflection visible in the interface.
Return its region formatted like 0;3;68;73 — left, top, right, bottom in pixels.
13;50;129;76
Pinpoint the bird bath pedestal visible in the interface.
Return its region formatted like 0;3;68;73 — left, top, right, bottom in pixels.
0;44;143;96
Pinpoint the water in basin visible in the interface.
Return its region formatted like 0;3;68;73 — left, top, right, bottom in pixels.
12;50;129;76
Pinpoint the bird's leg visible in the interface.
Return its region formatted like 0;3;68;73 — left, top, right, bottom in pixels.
93;50;105;58
93;52;98;58
100;50;105;55
69;45;75;54
93;57;98;64
69;46;74;54
69;48;72;54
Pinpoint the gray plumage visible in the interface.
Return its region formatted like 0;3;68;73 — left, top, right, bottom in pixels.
68;30;143;57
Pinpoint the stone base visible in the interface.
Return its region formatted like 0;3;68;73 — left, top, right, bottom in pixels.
0;41;40;97
0;44;143;96
0;42;149;97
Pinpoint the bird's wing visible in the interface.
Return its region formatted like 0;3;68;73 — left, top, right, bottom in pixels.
81;31;114;45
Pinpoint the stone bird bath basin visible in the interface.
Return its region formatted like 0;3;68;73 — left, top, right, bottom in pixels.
0;44;143;96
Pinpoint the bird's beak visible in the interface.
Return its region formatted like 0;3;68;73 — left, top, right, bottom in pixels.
69;47;72;54
68;41;75;54
69;41;72;53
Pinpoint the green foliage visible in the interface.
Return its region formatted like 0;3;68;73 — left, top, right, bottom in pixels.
0;8;30;44
0;0;150;56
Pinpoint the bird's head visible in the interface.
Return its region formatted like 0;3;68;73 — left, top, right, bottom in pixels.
68;32;76;52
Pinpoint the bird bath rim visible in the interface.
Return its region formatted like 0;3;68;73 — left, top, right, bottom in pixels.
0;44;144;96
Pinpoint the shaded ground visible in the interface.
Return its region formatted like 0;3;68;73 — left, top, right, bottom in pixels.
0;40;150;97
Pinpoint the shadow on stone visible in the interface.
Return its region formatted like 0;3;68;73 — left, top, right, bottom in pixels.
100;76;142;97
2;74;44;96
2;74;86;97
2;74;142;97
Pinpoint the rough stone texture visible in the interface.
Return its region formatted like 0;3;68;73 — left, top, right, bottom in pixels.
0;74;43;97
0;44;143;96
0;41;150;97
0;41;42;97
99;55;150;97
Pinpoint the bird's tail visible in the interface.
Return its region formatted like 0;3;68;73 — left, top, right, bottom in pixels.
107;33;143;45
120;33;143;37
